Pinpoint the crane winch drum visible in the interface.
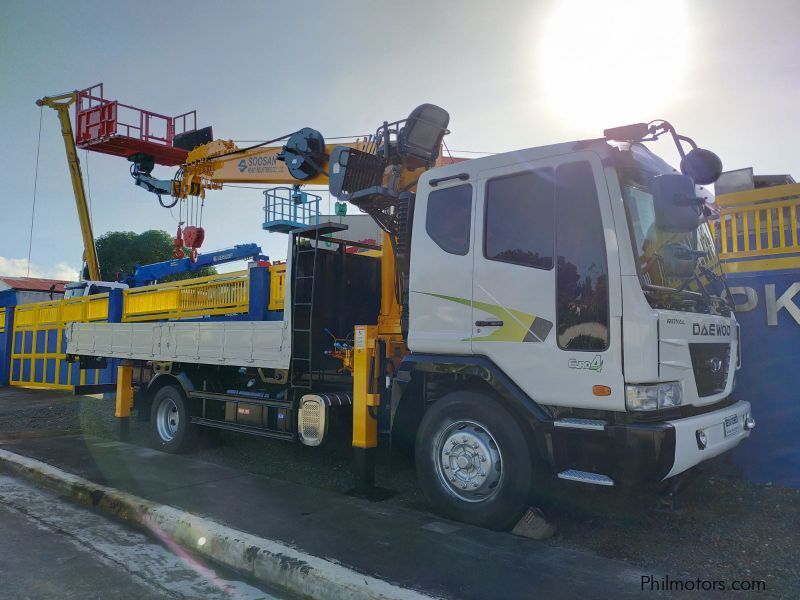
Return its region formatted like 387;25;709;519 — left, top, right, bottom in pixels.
278;127;328;180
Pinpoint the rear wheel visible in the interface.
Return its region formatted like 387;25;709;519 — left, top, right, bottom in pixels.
149;385;196;453
415;391;535;530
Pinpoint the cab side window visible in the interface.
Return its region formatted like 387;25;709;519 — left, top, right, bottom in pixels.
426;184;472;255
555;161;609;350
484;169;555;270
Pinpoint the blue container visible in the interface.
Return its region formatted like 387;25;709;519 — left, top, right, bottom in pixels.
729;268;800;487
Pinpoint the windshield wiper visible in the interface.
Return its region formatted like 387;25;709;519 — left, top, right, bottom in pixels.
657;243;716;307
643;283;703;299
696;263;736;311
674;272;713;302
642;282;710;312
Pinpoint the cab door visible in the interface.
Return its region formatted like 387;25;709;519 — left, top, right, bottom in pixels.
471;154;623;410
407;176;476;355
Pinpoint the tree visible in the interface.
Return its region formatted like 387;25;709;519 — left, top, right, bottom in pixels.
83;230;217;282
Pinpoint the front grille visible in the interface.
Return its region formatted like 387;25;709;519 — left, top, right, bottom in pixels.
688;343;730;397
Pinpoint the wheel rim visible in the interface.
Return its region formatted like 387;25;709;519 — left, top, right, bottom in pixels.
156;398;180;442
434;420;503;503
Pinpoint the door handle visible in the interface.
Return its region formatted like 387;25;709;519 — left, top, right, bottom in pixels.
475;320;503;327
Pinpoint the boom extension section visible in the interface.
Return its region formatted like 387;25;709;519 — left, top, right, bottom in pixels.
129;130;368;202
124;243;266;287
36;91;102;280
129;103;451;228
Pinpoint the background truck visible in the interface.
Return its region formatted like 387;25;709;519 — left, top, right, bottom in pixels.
58;89;754;529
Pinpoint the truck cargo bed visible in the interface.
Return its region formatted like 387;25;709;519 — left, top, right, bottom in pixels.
65;320;290;369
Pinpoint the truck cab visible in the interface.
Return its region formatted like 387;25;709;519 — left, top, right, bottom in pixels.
61;101;755;531
402;137;753;526
63;281;129;299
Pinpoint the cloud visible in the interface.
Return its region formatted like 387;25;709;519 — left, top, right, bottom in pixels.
0;256;79;281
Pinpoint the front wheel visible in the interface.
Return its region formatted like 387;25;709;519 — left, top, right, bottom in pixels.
149;385;196;453
415;391;535;530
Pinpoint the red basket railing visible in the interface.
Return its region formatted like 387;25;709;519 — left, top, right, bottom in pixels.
74;84;198;166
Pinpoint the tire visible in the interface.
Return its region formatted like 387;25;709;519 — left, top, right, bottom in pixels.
149;385;196;454
415;391;535;530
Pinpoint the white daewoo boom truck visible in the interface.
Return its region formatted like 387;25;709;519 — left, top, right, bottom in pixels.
66;107;754;529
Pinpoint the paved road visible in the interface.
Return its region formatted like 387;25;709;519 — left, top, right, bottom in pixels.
2;388;796;598
0;475;280;600
2;433;654;599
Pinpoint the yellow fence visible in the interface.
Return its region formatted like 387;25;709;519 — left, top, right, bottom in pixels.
6;266;288;389
122;270;250;322
713;183;800;273
10;294;109;389
269;263;286;311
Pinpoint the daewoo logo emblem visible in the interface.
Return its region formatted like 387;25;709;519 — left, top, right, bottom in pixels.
706;357;723;373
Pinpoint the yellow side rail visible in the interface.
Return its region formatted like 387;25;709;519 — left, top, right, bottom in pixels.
122;270;250;322
269;263;286;311
5;265;289;389
712;184;800;273
10;294;109;389
13;294;109;328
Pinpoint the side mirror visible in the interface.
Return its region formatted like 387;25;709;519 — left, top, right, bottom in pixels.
680;148;723;185
652;174;704;232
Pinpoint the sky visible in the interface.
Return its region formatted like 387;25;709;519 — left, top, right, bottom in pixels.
1;0;798;281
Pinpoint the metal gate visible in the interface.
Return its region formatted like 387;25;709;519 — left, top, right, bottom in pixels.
713;182;800;488
9;294;110;390
2;268;279;390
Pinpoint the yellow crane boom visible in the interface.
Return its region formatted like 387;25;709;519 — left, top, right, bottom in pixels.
127;105;450;480
173;137;368;198
36;92;101;281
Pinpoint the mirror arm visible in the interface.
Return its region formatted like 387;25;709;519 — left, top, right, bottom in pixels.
649;120;699;159
672;194;706;207
674;133;698;150
667;128;698;160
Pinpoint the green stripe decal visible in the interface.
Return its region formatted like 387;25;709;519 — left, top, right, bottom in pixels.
413;291;552;343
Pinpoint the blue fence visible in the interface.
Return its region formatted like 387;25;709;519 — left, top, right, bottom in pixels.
729;269;800;487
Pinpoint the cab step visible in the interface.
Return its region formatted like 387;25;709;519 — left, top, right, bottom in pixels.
190;416;294;441
553;417;607;431
557;469;615;486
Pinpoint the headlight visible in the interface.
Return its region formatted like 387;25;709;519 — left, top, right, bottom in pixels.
625;382;683;411
659;382;682;408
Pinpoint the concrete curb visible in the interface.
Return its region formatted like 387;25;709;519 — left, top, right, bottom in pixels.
0;448;437;600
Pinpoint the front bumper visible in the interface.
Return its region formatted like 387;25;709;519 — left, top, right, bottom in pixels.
664;399;752;478
547;400;753;484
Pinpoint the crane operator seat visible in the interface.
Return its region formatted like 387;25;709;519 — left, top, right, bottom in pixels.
397;104;450;169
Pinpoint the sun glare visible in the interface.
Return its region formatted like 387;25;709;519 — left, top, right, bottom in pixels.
538;0;689;130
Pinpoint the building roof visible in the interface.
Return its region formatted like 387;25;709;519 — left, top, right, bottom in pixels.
0;276;69;293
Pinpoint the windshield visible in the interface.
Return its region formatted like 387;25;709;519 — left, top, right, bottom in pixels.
63;285;84;299
619;164;732;316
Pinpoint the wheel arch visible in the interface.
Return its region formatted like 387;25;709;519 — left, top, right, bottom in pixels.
137;371;196;420
147;371;195;397
392;354;552;464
